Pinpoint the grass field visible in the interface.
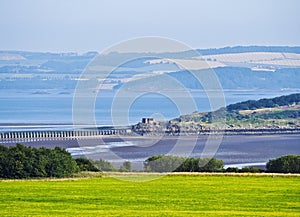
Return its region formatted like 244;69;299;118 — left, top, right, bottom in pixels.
0;174;299;216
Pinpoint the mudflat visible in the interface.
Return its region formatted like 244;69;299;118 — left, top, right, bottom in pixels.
3;134;299;166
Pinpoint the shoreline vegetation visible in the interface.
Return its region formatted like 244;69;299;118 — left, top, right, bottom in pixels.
0;144;299;179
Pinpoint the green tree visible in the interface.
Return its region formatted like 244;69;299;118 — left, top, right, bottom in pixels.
45;147;79;178
5;144;29;178
31;147;48;177
199;158;224;172
75;158;99;172
0;145;9;178
266;155;300;173
94;159;116;171
239;167;261;173
177;158;199;172
0;144;79;179
119;161;132;172
225;167;239;173
144;155;185;172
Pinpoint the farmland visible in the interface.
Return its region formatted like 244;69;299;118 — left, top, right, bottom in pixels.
0;174;299;216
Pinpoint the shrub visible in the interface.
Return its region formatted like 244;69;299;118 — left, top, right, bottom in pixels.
239;167;261;173
75;158;99;172
94;159;116;172
225;167;239;173
119;161;132;172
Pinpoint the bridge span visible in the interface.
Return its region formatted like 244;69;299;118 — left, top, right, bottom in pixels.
0;127;132;143
1;126;300;144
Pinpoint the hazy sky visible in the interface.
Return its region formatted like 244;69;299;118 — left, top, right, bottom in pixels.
0;0;299;53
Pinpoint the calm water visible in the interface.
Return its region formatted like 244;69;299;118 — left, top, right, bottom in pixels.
0;89;298;127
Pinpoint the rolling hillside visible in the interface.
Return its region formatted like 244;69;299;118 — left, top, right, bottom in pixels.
1;46;300;93
173;93;300;130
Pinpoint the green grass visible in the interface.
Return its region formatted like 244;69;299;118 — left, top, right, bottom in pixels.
0;174;299;216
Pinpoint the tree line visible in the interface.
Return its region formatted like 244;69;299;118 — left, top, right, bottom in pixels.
0;144;299;179
77;154;300;173
0;144;132;178
0;144;78;178
227;93;300;111
144;155;224;172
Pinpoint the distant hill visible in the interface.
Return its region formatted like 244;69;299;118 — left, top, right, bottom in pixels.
196;46;300;55
168;67;300;90
158;46;300;58
131;93;300;135
173;93;300;130
1;46;300;93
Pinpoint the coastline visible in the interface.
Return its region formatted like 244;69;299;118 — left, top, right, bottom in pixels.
1;134;299;170
1;121;300;134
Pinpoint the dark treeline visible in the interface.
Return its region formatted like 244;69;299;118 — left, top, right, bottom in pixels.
266;155;300;173
144;155;300;173
144;155;224;172
76;158;131;172
0;144;132;179
0;144;78;178
227;93;300;111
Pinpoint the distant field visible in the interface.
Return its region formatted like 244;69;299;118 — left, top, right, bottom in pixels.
202;52;300;67
0;174;299;216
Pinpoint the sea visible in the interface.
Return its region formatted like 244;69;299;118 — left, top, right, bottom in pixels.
1;89;299;169
0;89;298;128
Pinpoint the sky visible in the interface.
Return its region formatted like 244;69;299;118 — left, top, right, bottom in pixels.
0;0;299;53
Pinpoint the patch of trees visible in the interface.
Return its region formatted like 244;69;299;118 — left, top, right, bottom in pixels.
227;93;300;111
144;154;300;174
76;158;132;172
0;144;78;179
224;167;262;173
75;158;99;172
266;155;300;173
94;159;117;172
223;109;300;123
0;143;134;179
258;110;300;119
226;155;300;174
144;155;224;172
